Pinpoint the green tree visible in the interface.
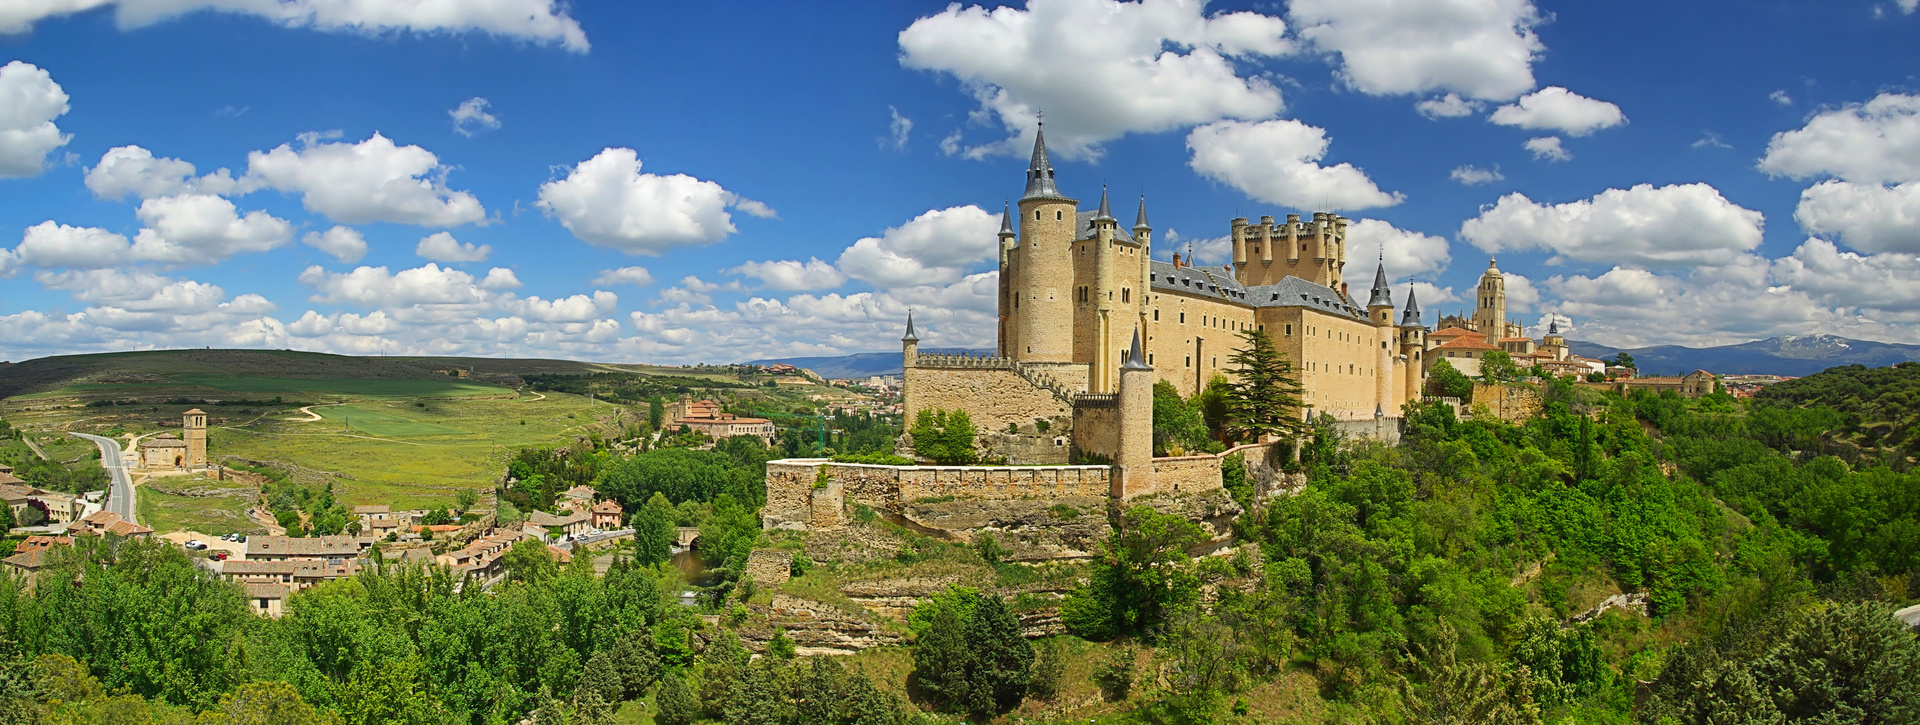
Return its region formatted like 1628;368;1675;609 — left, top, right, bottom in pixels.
1221;330;1306;444
571;649;623;725
0;503;13;534
910;409;978;465
453;488;480;513
648;396;666;431
653;673;697;725
1152;379;1210;456
1060;506;1208;640
1479;350;1519;383
1754;602;1920;723
959;594;1032;718
501;539;557;585
202;681;339;725
1428;358;1475;399
911;592;975;711
1608;352;1636;370
630;492;675;567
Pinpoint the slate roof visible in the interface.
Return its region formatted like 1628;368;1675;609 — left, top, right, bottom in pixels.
1074;211;1138;244
1146;261;1369;321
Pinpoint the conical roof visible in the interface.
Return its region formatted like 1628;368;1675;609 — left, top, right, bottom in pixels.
999;202;1014;236
1367;260;1392;307
1400;284;1422;326
1020;124;1064;200
1120;328;1151;370
901;312;919;343
1094;185;1114;222
1134;194;1150;229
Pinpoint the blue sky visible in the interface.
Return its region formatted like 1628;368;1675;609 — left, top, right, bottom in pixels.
1;0;1917;364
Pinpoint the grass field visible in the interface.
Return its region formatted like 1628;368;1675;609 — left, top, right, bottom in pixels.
135;476;261;536
171;375;511;399
211;392;619;508
315;404;467;436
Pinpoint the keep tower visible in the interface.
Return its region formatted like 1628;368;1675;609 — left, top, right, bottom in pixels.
1010;124;1078;363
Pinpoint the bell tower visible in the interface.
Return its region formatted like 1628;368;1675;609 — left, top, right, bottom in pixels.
182;408;207;467
1472;259;1506;346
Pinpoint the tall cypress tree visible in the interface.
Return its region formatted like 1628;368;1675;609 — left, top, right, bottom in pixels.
1222;329;1307;444
912;599;975;709
964;594;1034;718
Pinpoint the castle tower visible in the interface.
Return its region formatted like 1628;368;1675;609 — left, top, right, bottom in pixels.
1399;285;1426;399
1114;330;1154;500
1473;258;1506;346
1365;260;1396;421
1010;123;1078;363
901;311;919;368
1133;195;1153;342
182;408;207;467
1083;186;1121;392
997;204;1016;356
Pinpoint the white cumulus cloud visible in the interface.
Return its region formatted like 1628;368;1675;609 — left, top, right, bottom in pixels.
727;258;849;291
1488;87;1626;136
240;132;486;227
1187;119;1403;210
1524;136;1570;162
0;61;72;178
0;222;130;274
1289;0;1544;101
536;147;770;255
0;0;588;52
898;0;1294;160
592;266;654;287
301;226;367;263
1449;165;1504;185
415;231;490;262
1416;93;1482;119
836;206;1000;288
450;97;500;137
1759;93;1920;185
1460;183;1765;268
128;194;294;264
1770;239;1920;311
1340;219;1452;292
85;145;236;200
1794;180;1920;254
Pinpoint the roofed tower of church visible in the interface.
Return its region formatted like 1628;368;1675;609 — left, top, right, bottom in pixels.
1472;258;1507;346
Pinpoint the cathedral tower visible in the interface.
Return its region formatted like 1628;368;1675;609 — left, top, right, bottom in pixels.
1472;259;1506;346
1010;125;1078;363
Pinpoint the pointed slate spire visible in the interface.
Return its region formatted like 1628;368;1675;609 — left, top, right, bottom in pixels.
1134;194;1151;230
902;311;919;343
1120;328;1152;370
1094;185;1115;222
1367;258;1392;308
1400;283;1422;326
998;201;1014;237
1020;122;1063;201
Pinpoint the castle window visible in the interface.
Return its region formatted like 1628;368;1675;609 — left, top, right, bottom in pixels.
1179;312;1185;324
1285;324;1292;336
1035;210;1041;220
1149;354;1154;364
1185;356;1191;367
1121;289;1129;303
1056;211;1063;220
1153;309;1159;321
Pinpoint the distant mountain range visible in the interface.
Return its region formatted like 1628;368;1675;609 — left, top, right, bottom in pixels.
1568;335;1920;377
752;335;1920;380
748;349;987;379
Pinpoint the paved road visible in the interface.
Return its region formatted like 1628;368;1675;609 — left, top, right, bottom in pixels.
70;433;135;523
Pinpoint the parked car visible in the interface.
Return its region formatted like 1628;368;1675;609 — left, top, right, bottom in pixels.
235;535;247;543
210;552;228;561
184;540;207;550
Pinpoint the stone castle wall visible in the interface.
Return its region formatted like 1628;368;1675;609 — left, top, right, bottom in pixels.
1070;402;1120;461
1470;382;1543;424
904;365;1072;436
1139;455;1225;499
762;459;1110;531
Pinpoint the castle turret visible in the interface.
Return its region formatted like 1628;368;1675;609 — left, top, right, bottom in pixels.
1011;124;1078;363
1473;258;1507;346
1114;329;1154;500
901;312;920;369
1134;195;1153;339
997;203;1016;356
1399;285;1426;400
1365;260;1396;422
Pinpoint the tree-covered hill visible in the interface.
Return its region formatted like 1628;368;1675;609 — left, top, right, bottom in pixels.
1754;361;1920;461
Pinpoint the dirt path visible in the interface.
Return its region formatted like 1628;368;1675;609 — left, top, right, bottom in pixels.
21;437;49;461
520;390;547;402
284;403;341;422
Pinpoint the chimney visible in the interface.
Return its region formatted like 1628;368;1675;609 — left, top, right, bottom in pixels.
1340;282;1349;297
1172;253;1182;269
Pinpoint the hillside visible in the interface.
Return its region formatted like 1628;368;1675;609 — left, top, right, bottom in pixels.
1753;361;1920;459
1570;334;1920;376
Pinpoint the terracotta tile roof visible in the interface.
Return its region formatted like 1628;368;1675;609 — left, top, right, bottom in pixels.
223;560;297;576
1427;327;1480;338
15;536;72;553
592;500;622;514
1432;337;1501;351
3;549;49;569
245;582;288;600
351;505;390;515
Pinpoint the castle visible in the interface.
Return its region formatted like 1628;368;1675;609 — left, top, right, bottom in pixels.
901;125;1573;478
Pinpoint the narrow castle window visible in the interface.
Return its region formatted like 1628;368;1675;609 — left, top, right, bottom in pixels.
1153;309;1159;321
1056;211;1063;220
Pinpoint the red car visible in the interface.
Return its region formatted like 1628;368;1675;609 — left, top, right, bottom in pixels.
210;552;229;561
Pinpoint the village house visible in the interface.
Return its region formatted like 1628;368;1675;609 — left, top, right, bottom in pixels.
436;529;531;581
526;510;592;538
245;535;374;561
591;499;624;529
666;395;777;446
67;511;152;538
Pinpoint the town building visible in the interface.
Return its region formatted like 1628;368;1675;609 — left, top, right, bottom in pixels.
136;410;211;470
67;511;152;538
436;528;531;581
245;535;374;561
591;500;624;529
666;395;777;445
526;510;592;538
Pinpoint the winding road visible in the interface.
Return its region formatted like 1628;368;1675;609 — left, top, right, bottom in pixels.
70;432;136;523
